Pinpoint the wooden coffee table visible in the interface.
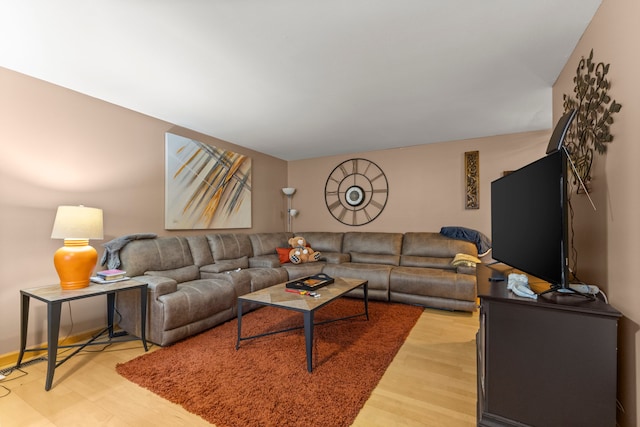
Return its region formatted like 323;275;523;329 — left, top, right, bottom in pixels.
235;277;368;372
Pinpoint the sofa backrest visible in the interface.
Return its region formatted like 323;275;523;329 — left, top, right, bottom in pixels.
186;235;215;266
342;232;403;266
119;236;195;278
249;232;291;256
200;233;252;273
400;232;478;268
296;232;344;253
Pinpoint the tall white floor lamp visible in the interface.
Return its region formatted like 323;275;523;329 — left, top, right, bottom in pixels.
282;187;298;232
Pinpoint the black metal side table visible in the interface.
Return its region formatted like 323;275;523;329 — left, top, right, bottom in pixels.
18;279;148;390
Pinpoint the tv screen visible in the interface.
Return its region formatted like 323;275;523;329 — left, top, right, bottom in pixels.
491;150;569;288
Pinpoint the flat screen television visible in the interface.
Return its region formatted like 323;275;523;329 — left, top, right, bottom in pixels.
545;109;577;154
491;149;569;290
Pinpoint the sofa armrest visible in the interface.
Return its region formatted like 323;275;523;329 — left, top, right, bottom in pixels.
456;265;477;275
133;275;178;298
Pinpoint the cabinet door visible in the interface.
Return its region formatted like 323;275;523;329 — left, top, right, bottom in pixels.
484;300;617;427
476;305;487;423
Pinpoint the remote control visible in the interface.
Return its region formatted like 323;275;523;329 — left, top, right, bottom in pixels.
568;283;600;295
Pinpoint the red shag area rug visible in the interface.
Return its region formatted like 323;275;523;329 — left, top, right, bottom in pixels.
116;298;423;427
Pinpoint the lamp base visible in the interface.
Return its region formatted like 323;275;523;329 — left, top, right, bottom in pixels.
53;239;97;290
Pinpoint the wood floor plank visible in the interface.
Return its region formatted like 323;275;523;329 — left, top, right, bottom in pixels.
353;308;478;427
0;308;479;426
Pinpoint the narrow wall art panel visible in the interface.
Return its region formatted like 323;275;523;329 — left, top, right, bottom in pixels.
465;150;479;209
165;133;251;229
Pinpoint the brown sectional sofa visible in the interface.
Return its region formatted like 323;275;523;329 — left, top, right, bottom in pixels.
114;231;479;346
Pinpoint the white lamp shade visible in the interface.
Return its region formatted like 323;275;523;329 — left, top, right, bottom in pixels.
282;187;296;196
51;205;104;240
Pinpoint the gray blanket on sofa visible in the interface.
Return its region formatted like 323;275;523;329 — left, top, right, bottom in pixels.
440;226;492;257
100;233;157;269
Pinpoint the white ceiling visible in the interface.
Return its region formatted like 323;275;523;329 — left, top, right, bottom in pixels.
1;1;601;161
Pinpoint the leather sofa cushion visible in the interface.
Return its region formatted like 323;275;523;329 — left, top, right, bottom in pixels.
390;266;476;302
350;252;400;266
137;275;178;297
402;232;478;258
320;252;350;264
145;265;200;283
249;254;281;268
400;232;477;268
456;265;476;275
119;236;194;277
400;255;453;269
249;232;291;256
159;279;236;330
207;234;252;260
322;262;393;301
200;256;249;273
245;267;289;292
282;262;325;280
297;232;344;252
343;232;403;256
186;235;214;266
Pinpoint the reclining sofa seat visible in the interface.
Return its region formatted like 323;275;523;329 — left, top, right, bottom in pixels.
197;233;288;293
322;232;403;301
390;232;478;311
116;236;237;346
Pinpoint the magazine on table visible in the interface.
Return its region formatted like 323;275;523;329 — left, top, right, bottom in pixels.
90;276;131;285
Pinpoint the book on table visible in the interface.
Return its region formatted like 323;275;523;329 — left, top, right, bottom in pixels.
97;269;127;281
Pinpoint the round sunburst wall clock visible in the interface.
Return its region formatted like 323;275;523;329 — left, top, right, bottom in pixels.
324;158;389;226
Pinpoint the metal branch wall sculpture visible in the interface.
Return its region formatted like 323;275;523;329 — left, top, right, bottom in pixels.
562;49;622;189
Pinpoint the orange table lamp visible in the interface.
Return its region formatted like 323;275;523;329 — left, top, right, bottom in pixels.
51;205;104;290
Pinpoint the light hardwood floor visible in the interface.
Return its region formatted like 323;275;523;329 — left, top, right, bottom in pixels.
0;308;479;426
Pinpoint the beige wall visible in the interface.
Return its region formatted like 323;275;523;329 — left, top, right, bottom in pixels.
0;67;288;356
288;131;549;236
553;0;640;425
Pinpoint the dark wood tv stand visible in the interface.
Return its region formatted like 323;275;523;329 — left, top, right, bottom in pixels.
476;264;621;427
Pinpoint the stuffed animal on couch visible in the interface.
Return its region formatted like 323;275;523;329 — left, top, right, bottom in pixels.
288;236;321;264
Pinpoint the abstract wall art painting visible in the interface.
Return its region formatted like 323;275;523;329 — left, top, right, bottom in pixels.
165;133;251;229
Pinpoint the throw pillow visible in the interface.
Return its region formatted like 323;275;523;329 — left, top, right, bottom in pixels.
276;247;290;264
451;253;482;267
